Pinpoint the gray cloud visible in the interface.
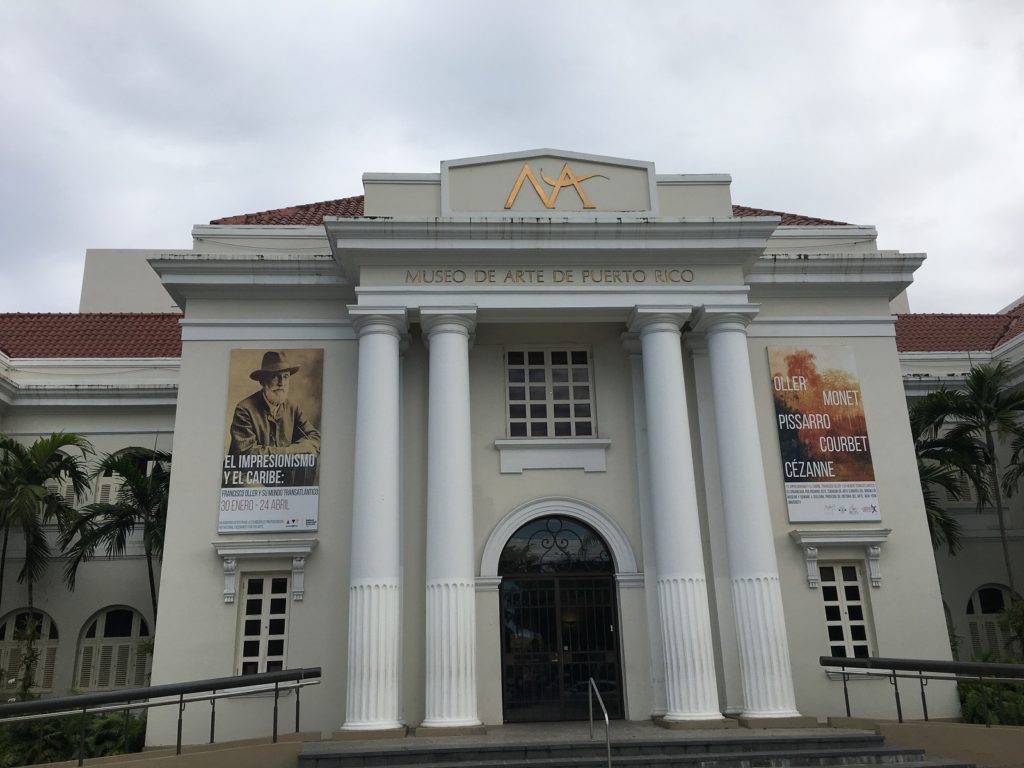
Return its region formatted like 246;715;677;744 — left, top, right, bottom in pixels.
1;0;1021;313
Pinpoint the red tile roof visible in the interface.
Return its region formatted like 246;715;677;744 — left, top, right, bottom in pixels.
895;304;1024;352
211;196;364;225
210;195;847;227
730;205;848;226
0;313;182;358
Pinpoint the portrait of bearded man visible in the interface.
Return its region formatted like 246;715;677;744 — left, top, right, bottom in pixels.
228;350;321;457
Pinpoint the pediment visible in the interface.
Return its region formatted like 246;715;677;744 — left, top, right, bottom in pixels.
440;149;656;216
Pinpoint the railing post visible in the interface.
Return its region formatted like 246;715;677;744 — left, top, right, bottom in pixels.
273;681;280;743
79;705;87;767
842;669;851;717
295;683;301;733
918;673;929;721
176;693;185;755
979;675;990;727
889;669;903;723
123;704;130;753
210;693;217;743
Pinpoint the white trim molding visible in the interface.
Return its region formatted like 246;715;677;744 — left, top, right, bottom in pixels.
480;496;639;579
493;438;611;473
789;528;891;588
213;538;318;602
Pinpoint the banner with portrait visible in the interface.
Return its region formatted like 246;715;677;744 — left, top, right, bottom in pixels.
767;345;880;522
219;348;323;533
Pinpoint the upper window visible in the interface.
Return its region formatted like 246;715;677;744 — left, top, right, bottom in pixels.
76;607;151;690
0;610;59;693
820;563;872;659
505;349;595;438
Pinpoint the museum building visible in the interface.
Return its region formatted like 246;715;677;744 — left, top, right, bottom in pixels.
0;150;971;744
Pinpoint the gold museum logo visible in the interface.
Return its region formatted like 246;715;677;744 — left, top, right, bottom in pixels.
504;162;607;210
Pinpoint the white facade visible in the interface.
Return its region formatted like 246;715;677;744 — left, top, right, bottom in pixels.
0;149;962;744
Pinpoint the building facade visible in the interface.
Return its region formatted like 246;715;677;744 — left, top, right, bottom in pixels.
0;150;964;744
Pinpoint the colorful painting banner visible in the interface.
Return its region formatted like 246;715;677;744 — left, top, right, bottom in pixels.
219;348;323;533
767;345;880;522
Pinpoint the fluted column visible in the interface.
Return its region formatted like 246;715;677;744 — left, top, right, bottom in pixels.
420;308;481;728
342;309;407;731
629;308;722;721
698;306;800;718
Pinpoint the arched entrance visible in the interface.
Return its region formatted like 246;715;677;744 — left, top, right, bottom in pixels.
498;515;624;722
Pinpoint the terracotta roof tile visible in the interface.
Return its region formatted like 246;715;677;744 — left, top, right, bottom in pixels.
895;312;1024;353
0;313;182;358
730;205;848;226
210;196;364;225
209;195;847;227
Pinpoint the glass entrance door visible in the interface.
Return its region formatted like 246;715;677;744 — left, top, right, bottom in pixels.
498;516;623;721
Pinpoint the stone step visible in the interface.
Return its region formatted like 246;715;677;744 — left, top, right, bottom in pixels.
299;734;962;768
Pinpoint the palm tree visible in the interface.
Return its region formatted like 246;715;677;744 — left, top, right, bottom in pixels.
61;447;170;622
909;396;987;555
912;363;1024;593
0;433;93;613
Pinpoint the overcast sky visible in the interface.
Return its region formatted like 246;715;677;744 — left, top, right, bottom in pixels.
1;0;1021;315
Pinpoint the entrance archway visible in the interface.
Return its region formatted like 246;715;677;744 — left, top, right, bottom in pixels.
498;515;624;721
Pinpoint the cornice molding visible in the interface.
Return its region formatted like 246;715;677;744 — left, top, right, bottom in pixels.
747;252;924;299
148;253;349;307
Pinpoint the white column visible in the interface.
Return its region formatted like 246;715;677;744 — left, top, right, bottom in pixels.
342;309;407;731
699;307;800;718
630;309;723;722
420;309;481;728
623;333;668;716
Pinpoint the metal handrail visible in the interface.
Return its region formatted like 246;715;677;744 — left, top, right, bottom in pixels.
587;676;611;768
0;666;321;765
820;655;1024;725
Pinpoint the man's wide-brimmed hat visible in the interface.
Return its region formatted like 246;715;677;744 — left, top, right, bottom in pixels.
250;351;300;381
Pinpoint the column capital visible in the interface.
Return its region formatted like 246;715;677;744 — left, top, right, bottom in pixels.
620;331;641;356
627;306;694;335
349;307;408;337
420;307;477;339
692;304;760;334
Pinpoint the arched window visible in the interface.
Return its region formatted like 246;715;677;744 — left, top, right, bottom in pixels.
0;610;59;693
75;607;150;691
498;516;614;575
965;584;1015;660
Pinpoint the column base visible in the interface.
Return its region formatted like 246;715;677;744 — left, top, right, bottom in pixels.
413;724;488;737
332;725;408;740
653;715;739;730
738;715;819;729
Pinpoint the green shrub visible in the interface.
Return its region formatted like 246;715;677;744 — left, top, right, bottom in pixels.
0;711;145;768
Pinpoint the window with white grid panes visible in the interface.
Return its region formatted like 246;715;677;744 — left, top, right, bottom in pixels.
506;349;594;438
238;574;289;675
820;563;871;659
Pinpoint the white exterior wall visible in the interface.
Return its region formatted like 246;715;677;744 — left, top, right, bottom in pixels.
1;148;967;745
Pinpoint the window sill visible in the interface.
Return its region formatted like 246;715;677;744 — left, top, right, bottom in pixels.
494;438;611;474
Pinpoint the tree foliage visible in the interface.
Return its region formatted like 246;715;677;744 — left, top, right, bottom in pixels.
0;433;94;612
61;447;171;622
911;363;1024;591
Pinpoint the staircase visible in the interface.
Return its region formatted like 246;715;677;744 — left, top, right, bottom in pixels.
299;727;974;768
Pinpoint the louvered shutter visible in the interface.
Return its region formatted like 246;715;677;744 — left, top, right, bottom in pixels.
6;649;22;689
113;644;131;687
78;646;95;688
97;645;114;687
132;647;149;686
41;647;57;689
